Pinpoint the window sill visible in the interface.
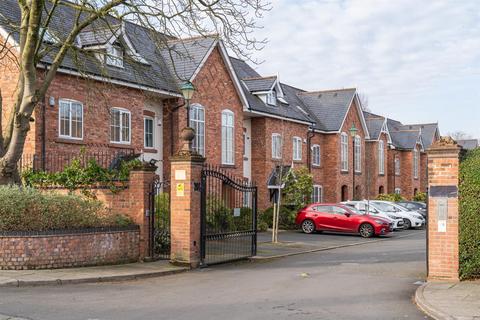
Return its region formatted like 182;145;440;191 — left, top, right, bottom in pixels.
108;143;133;150
293;160;303;163
311;165;322;169
143;149;158;154
220;164;236;169
340;170;349;174
55;138;85;145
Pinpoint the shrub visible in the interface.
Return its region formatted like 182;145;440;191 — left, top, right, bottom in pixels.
459;149;480;279
413;192;427;203
282;167;313;211
257;221;269;232
259;206;297;230
0;186;134;232
376;193;404;202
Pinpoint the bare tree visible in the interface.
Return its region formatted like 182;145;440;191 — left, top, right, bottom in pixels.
0;0;269;184
357;92;370;112
447;131;472;141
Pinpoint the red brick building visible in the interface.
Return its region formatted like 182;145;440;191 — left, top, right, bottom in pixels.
0;0;440;212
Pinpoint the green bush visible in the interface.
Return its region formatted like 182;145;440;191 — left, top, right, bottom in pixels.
459;149;480;279
413;192;427;203
376;193;404;202
205;197;254;232
259;206;297;230
282;167;313;211
0;186;134;231
257;221;269;232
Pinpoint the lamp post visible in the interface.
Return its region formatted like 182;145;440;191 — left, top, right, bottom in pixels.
349;123;358;200
179;81;196;153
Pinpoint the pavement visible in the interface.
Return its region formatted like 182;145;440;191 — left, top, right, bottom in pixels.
0;229;428;320
0;229;418;287
416;281;480;320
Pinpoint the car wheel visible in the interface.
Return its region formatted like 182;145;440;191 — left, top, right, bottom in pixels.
301;219;316;234
359;223;375;238
403;219;412;229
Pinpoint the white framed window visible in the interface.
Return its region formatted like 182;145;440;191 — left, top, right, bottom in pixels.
378;140;385;175
413;148;419;179
293;136;302;161
221;110;234;165
312;144;321;166
395;157;401;175
266;90;277;106
59;99;83;140
395;188;402;195
341;132;348;171
190;104;205;156
312;185;323;203
110;108;131;144
144;117;154;148
272;133;282;159
106;45;124;68
354;135;361;173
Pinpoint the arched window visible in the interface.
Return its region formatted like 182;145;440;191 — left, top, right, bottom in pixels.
341;185;349;202
292;136;302;161
221;110;234;165
190;104;205;156
395;157;401;175
379;186;385;194
340;133;348;171
413;148;419;179
354;135;361;173
59;99;83;140
378;140;385;175
312;144;321;166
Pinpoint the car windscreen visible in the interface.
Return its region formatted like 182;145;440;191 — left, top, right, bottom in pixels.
347;206;364;215
371;202;397;212
396;203;409;210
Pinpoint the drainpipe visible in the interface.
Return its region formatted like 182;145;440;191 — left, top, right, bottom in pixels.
41;65;48;171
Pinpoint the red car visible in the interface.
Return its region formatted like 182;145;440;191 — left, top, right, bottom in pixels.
296;203;392;238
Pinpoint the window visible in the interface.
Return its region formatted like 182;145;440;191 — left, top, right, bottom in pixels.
341;133;348;171
332;206;348;215
266;90;277;106
106;45;124;67
395;188;402;195
144;117;154;148
413;148;419;179
59;99;83;140
354;135;361;173
395;157;401;175
110;108;131;144
312;145;321;166
312;185;323;203
292;136;302;161
272;133;282;159
190;104;205;156
221;110;234;165
378;140;385;175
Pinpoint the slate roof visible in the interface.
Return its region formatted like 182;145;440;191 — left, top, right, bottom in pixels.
297;89;356;131
457;139;479;150
77;26;120;47
242;76;277;92
363;111;386;140
390;130;422;150
402;123;439;149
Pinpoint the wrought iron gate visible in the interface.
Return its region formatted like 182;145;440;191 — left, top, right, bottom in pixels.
200;165;257;265
149;178;170;260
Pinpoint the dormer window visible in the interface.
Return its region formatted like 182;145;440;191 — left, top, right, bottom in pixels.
267;90;277;106
40;27;58;44
106;45;124;68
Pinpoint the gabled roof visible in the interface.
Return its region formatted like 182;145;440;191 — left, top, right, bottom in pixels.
402;123;439;149
390;130;423;150
297;88;355;131
363;111;392;143
457;139;479;150
242;76;277;92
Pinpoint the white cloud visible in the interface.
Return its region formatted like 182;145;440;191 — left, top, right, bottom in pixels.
250;0;480;135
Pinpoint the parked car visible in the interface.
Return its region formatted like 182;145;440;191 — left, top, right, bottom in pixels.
342;201;405;230
397;201;427;218
296;203;392;238
370;201;425;229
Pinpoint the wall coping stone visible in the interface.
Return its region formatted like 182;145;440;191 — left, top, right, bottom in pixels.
0;225;139;237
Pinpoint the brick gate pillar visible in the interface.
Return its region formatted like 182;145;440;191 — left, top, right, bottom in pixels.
170;153;205;268
427;137;462;281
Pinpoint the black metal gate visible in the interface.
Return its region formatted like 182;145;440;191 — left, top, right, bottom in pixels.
200;165;257;265
149;178;171;260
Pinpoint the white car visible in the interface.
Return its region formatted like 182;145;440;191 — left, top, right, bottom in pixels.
370;201;425;229
342;201;405;230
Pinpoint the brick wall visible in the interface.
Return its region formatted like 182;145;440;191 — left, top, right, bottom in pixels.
163;46;244;181
387;147;422;200
0;227;139;270
250;117;309;210
427;140;461;281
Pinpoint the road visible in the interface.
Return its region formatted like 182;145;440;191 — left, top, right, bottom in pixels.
0;230;429;320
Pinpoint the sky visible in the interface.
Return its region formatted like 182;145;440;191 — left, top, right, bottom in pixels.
249;0;480;138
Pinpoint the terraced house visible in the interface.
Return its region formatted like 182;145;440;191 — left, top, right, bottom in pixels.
0;0;439;211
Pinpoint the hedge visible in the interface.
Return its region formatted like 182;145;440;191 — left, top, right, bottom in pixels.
0;186;134;232
459;148;480;279
259;206;297;230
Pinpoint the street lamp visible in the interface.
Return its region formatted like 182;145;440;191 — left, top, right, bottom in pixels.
179;81;196;153
349;123;358;200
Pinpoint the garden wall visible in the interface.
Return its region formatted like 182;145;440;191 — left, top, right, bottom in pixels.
0;226;139;270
